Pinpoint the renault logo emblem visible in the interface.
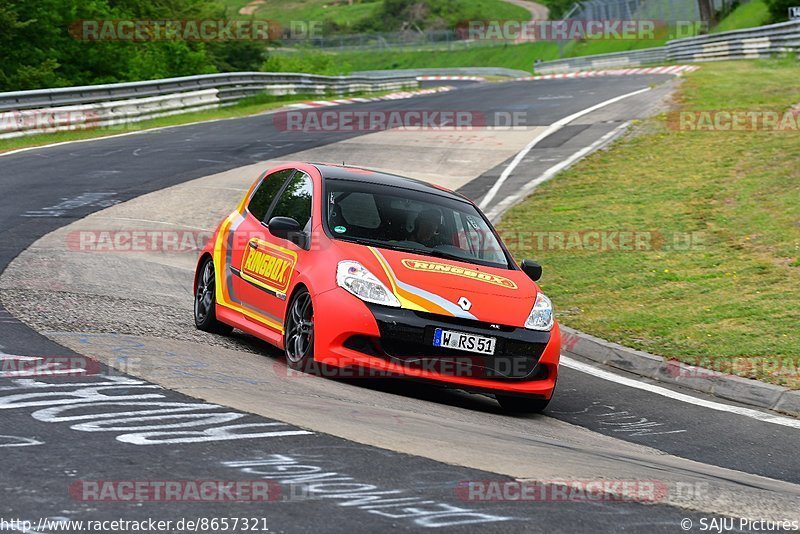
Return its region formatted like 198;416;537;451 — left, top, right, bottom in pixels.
457;296;472;311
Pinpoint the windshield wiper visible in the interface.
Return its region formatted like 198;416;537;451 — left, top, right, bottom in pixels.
422;248;509;269
341;237;416;252
421;248;472;263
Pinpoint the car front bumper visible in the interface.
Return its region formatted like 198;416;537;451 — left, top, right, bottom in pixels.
313;288;560;398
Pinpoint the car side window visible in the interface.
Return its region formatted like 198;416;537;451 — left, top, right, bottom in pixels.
269;172;313;234
248;169;294;222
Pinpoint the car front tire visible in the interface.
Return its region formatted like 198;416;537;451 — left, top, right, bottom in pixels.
284;288;316;372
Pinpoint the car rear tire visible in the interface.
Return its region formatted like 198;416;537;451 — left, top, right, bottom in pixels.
496;394;551;414
284;288;316;372
194;256;233;336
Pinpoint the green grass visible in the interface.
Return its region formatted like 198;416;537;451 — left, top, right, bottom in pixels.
713;0;771;33
224;0;529;32
225;0;381;29
273;42;558;73
280;36;672;75
561;37;668;58
0;88;407;154
265;23;686;75
497;60;800;387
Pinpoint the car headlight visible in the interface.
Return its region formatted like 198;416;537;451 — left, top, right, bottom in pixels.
525;292;553;331
336;261;401;308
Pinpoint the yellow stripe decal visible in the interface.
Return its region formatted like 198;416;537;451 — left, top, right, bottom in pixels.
213;211;284;333
368;248;453;316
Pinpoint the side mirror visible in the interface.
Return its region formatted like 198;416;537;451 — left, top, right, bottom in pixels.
266;216;303;245
520;259;542;282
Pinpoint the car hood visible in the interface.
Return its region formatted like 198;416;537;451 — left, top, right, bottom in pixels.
337;241;538;326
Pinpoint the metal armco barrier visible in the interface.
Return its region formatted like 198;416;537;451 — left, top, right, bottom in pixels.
534;20;800;73
353;67;533;78
0;72;418;140
534;47;668;73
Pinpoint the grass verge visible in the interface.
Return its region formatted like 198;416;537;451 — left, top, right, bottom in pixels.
267;42;559;74
713;0;771;33
266;34;673;75
497;59;800;387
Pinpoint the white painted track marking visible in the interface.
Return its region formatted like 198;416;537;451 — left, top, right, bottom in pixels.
561;356;800;430
486;120;630;220
478;87;650;210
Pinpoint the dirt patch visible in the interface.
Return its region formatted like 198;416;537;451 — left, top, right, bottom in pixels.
239;0;266;16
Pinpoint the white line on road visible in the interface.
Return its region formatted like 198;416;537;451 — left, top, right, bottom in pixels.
478;87;650;210
486;120;631;220
561;356;800;430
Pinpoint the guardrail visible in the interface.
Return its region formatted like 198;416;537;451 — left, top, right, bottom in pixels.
534;20;800;73
353;67;533;78
533;47;667;73
0;72;418;140
666;20;800;62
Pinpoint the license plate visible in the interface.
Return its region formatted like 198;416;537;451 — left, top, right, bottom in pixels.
433;328;496;355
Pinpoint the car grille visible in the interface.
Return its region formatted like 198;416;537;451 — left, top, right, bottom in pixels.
346;306;551;381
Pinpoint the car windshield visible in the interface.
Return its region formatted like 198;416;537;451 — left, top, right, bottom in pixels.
326;179;511;269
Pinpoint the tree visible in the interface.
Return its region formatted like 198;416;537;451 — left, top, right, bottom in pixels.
697;0;716;27
0;0;268;91
766;0;797;21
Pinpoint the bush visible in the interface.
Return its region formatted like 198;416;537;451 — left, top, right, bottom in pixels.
766;0;797;21
262;53;352;75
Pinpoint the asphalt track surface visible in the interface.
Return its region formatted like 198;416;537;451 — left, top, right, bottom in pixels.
1;77;798;533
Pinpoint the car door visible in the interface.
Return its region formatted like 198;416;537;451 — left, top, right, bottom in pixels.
229;168;295;332
237;170;314;328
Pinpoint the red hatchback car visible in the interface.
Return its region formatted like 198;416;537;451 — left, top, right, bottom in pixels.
194;162;561;412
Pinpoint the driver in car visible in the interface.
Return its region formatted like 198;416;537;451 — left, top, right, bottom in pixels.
412;208;443;248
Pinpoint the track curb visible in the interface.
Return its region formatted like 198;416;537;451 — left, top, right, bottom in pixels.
524;65;699;80
561;325;800;417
